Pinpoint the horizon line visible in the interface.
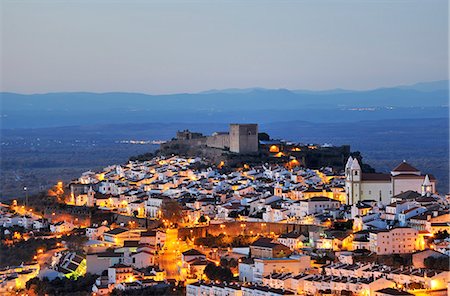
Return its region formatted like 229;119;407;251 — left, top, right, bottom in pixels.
1;79;448;96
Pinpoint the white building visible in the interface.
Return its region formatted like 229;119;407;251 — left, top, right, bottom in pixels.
291;196;340;218
241;256;310;284
145;196;163;218
369;227;419;255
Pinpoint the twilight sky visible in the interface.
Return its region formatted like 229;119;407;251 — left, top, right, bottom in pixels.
1;0;448;94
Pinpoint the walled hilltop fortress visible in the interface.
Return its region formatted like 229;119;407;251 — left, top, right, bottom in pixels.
160;123;361;171
176;123;259;154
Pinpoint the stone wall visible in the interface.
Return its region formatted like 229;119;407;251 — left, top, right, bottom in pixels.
178;221;324;239
206;133;230;150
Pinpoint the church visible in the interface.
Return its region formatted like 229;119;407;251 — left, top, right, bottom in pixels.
344;157;436;205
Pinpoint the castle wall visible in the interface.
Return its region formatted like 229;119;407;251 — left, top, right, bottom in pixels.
206;133;230;150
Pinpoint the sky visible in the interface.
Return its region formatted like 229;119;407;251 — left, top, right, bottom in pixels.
0;0;448;94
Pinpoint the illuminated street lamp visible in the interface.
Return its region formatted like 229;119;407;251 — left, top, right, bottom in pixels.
24;186;28;207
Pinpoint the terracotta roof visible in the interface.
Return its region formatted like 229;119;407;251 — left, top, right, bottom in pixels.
392;162;419;173
361;173;391;181
182;249;205;256
251;237;282;248
393;190;421;200
123;240;139;248
305;196;335;202
105;228;128;235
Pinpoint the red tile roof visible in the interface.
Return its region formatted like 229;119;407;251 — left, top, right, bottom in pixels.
392;162;419;173
361;173;391;181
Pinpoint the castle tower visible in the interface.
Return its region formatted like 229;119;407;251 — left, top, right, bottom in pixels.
345;157;362;204
229;124;258;154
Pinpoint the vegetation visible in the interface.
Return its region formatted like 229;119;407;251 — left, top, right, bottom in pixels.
160;197;186;224
0;233;87;268
0;237;57;267
0;127;157;199
220;257;238;268
129;152;155;162
204;263;233;282
433;230;449;240
26;273;97;296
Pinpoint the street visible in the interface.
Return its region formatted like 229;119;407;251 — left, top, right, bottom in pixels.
157;228;190;281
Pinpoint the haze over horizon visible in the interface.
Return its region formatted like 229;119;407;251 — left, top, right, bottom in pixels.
1;0;448;94
1;79;449;96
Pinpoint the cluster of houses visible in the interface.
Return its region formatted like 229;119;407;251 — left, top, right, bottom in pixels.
0;263;40;294
65;155;449;295
65;155;351;225
83;226;167;294
187;245;450;296
1;153;449;295
0;201;75;234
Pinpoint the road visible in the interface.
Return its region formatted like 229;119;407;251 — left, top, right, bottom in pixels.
37;247;66;279
157;228;190;281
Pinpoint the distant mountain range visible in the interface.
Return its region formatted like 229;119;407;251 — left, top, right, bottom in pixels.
200;80;449;94
1;80;448;128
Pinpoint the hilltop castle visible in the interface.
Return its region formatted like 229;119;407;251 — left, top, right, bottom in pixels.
169;123;259;154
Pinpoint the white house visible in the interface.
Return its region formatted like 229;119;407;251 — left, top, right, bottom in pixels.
291;196;340;218
50;221;74;233
86;225;110;240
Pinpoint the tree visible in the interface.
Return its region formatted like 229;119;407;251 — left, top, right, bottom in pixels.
160;197;185;225
433;230;449;240
258;132;270;141
26;273;97;296
198;215;207;223
204;263;233;282
129;152;154;162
